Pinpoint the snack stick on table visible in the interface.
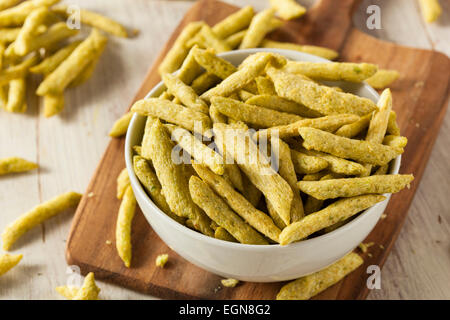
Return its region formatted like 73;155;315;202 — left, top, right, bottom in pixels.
212;5;254;39
0;253;23;276
260;39;338;60
211;96;303;128
72;272;100;300
240;8;277;49
36;28;106;96
270;0;306;21
53;5;129;37
277;252;363;299
267;67;377;116
109;112;133;137
2;191;82;250
116;186;136;268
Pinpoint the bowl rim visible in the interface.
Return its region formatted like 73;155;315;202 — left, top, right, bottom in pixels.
125;48;401;252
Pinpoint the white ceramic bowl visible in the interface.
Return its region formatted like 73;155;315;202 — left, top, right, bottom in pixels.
125;48;401;282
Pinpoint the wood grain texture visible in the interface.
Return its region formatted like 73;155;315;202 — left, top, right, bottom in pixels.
1;0;449;300
65;0;450;300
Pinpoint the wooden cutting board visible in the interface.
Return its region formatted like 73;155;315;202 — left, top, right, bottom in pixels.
66;0;450;300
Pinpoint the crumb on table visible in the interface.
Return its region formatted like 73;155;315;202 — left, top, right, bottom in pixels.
221;278;239;288
156;254;169;268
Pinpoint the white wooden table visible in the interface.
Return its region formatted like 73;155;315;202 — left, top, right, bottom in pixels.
0;0;449;300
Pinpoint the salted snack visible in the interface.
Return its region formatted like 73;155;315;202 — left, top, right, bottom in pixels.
214;123;293;226
335;113;372;138
0;253;23;276
301;149;366;176
156;254;169;268
162;73;209;114
260;39;338;60
2;191;82;250
255;76;276;95
72;272;101;300
0;0;59;28
158;21;205;75
13;7;50;56
270;0;306;20
418;0;442;23
36;28;107;96
55;286;80;300
224;29;247;49
5;78;27;113
133;156;184;225
196;25;231;53
109;112;133;137
240;8;278;49
129;7;413;283
192;46;237;79
0;54;38;86
298;174;414;200
189;176;268;245
201;52;286;102
290;149;329;174
361;89;393;175
299;127;401;166
212;6;254;39
53;5;129;37
147;120;213;236
43;94;64;117
30;41;82;75
116;168;130;200
366;69;400;89
0;0;21;11
0;27;20;43
269;138;304;223
167;125;225;175
0;157;37;175
303;173;337;215
279;195;386;245
131;98;212;136
383;135;408;149
116;186;136;267
277;252;363;299
215;227;237;242
6;22;79;58
283;61;378;82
